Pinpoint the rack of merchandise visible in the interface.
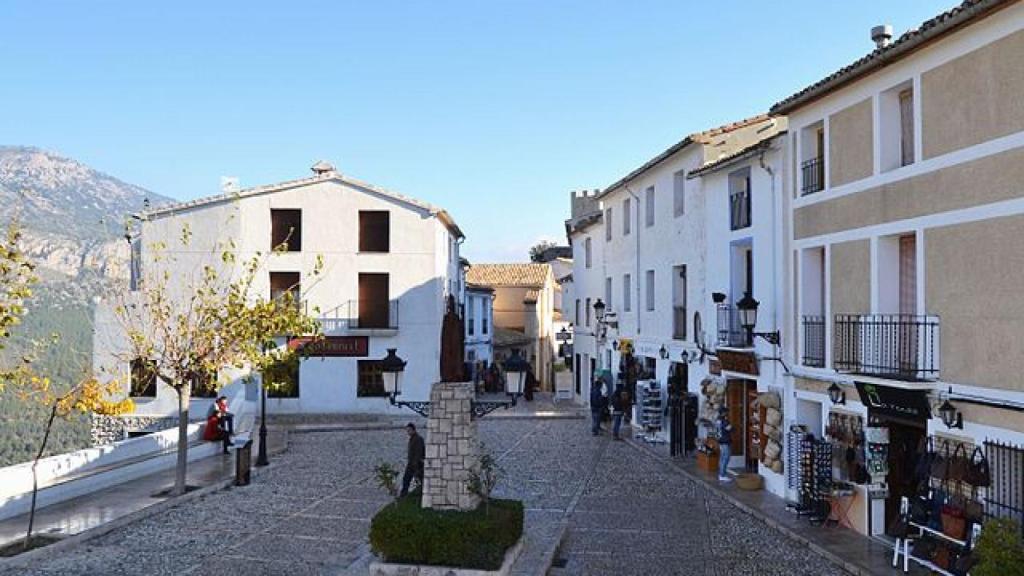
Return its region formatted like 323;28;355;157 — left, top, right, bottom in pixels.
791;432;833;522
636;380;666;444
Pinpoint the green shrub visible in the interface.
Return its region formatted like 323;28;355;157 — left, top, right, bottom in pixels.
369;494;524;570
974;518;1024;576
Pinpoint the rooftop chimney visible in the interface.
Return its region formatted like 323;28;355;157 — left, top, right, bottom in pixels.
871;24;893;49
311;160;335;176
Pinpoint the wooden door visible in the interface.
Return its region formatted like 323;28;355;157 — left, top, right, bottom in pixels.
726;380;745;455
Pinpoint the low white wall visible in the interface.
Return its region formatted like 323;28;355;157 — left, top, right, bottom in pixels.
0;394;255;522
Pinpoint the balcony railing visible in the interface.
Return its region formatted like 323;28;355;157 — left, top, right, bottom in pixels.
833;314;939;381
673;306;687;340
801;156;825;196
320;299;400;332
716;304;749;348
801;315;825;368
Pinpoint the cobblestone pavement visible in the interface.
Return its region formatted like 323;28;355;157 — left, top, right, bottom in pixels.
7;419;846;576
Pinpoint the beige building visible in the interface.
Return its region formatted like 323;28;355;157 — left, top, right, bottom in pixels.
774;0;1024;538
466;263;558;390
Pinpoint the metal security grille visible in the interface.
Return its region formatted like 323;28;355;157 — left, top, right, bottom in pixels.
984;439;1024;537
801;315;825;367
801;156;824;195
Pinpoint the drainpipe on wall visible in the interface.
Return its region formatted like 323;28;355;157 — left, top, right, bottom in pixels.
759;148;779;382
624;184;642;337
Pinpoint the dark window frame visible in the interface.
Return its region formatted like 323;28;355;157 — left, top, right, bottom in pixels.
270;209;302;252
130;358;158;398
359;211;391;253
357;360;387;397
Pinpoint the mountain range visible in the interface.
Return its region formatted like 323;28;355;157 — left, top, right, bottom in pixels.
0;146;174;466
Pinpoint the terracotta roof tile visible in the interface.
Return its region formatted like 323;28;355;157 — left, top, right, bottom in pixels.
466;263;551;287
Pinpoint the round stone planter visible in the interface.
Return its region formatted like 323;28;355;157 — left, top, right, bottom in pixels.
368;537;523;576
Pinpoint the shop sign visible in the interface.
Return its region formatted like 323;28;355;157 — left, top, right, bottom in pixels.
615;338;634;355
855;382;932;420
717;349;759;376
289;336;369;357
709;358;722;375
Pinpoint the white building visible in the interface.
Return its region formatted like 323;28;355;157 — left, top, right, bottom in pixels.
687;123;787;495
464;282;494;378
94;162;464;423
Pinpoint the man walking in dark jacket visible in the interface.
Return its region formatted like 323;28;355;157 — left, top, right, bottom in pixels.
590;379;607;436
401;423;425;496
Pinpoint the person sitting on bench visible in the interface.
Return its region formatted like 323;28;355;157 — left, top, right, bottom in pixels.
203;396;234;453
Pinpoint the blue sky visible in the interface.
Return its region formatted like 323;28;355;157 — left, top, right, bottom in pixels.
0;1;953;262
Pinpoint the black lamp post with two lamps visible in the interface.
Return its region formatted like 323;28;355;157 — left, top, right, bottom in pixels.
381;348;527;419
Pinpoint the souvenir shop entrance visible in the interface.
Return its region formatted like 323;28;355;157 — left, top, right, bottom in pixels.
855;382;931;534
726;379;758;472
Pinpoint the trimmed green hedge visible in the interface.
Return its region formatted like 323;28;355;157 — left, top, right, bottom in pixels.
369;495;524;570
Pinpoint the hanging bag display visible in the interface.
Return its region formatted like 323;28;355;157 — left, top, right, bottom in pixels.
948;443;969;483
966;446;992;487
941;503;966;540
930;440;950;480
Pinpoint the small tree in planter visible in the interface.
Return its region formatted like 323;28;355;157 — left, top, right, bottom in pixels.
374;462;400;500
467;447;502;515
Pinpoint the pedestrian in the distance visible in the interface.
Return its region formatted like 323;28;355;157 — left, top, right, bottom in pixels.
400;423;425;496
589;379;606;436
717;407;734;483
611;384;627;440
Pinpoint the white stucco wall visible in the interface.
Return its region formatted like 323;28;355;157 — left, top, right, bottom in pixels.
94;175;462;415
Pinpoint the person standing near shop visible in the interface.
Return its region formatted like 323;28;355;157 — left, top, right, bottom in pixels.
611;384;628;441
590;378;607;436
717;407;734;482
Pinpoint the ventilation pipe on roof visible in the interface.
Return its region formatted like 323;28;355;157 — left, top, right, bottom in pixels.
871;24;893;49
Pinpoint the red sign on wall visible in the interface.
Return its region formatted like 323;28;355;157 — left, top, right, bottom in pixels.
289;336;369;357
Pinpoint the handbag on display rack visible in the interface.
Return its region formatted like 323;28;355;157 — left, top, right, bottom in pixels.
941;503;967;541
964;489;985;524
965;446;992;487
930;440;950;480
948;443;969;483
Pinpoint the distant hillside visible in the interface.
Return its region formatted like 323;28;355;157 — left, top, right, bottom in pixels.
0;146;174;466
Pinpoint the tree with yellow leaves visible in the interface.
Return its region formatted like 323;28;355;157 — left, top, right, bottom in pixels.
109;216;322;497
0;219;134;551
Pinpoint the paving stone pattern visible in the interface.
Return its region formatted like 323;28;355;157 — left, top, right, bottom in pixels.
9;419;846;576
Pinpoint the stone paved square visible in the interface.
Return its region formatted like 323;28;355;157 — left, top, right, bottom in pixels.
9;419;847;575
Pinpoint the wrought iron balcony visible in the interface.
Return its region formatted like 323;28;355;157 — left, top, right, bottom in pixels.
320;299;400;333
801;315;825;368
716;304;749;348
801;156;825;196
833;314;939;381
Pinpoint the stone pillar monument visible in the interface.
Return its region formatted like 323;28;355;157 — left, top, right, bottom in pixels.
421;381;480;511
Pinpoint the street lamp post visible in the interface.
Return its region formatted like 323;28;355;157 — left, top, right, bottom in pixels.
735;292;781;347
256;378;269;466
384;347;523;419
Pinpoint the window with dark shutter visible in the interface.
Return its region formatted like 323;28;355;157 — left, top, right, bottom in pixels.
130;358;157;398
359;211;390;253
357;360;386;397
270;272;301;304
358;273;390;328
270;209;302;251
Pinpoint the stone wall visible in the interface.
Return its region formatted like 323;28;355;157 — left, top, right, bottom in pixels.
421;381;480;511
90;414;178;446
